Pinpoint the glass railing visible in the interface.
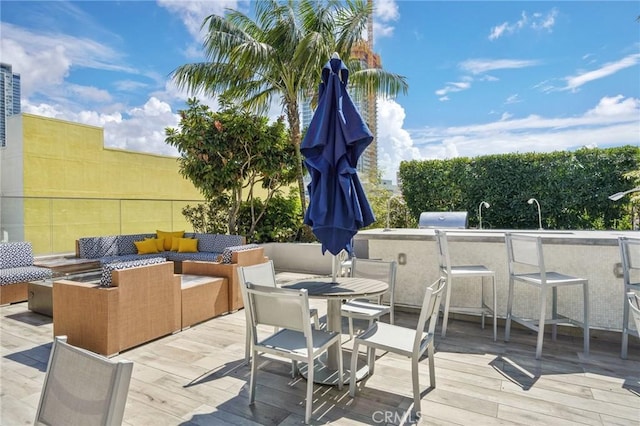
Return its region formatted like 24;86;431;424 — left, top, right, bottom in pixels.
0;196;205;256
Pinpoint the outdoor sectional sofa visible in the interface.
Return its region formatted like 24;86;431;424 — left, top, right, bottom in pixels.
54;241;268;356
53;258;182;356
0;242;53;305
76;232;250;273
76;231;266;311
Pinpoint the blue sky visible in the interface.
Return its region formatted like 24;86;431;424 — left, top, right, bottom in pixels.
1;1;639;184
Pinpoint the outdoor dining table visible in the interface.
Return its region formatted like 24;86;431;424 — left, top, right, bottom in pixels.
282;276;388;385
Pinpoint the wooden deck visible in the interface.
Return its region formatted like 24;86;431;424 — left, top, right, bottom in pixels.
1;299;639;425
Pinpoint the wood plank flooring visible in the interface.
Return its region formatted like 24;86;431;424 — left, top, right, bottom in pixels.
1;299;639;425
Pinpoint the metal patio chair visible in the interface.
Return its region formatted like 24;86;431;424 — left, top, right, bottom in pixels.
627;291;640;337
504;233;590;359
237;260;319;365
341;258;397;338
35;335;133;426
619;236;640;359
435;229;497;341
349;277;446;416
245;284;342;424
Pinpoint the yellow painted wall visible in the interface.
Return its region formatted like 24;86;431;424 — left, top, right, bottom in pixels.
19;114;204;253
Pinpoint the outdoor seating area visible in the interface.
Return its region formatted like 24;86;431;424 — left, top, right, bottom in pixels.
0;242;53;305
2;291;639;425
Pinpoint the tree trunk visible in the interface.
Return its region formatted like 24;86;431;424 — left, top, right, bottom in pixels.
286;103;307;215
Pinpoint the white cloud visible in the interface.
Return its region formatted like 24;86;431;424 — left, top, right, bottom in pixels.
374;23;395;39
435;81;471;97
407;95;640;161
563;53;640;92
22;96;181;157
460;58;540;75
68;84;112;103
585;95;640;118
103;97;180;156
0;21;145;111
375;0;399;21
489;8;558;40
376;98;421;183
505;94;521;105
156;0;244;40
1;36;71;98
372;0;399;40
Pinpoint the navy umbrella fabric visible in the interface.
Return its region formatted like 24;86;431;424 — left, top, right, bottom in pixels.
302;55;375;257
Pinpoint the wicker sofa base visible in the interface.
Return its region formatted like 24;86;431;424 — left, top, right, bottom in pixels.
0;282;28;305
1;242;54;305
53;261;181;357
180;275;228;329
181;247;268;313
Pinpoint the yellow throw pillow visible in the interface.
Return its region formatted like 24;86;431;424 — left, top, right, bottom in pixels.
145;237;165;251
171;237;181;251
134;239;159;255
177;238;199;253
156;230;184;251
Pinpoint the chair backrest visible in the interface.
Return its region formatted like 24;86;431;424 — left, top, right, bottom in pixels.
245;284;312;336
35;335;133;426
236;261;279;341
628;292;640;333
505;233;545;278
619;237;640;288
350;258;397;299
434;229;452;274
413;278;447;351
237;260;277;288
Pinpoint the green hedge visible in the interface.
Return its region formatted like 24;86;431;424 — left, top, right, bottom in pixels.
398;146;640;230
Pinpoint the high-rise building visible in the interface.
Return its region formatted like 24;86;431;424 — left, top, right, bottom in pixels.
350;41;381;180
0;63;21;148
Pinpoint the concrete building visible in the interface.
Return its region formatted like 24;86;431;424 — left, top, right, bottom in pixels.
0;113;203;254
0;63;21;148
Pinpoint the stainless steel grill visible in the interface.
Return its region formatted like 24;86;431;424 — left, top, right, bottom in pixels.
418;211;469;229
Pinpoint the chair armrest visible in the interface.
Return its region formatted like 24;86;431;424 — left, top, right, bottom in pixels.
182;259;265;311
52;280;120;356
231;247;267;266
111;263;181;346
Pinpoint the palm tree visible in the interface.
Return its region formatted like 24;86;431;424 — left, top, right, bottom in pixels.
171;0;408;214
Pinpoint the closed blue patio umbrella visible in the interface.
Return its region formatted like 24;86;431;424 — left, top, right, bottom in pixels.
302;54;375;272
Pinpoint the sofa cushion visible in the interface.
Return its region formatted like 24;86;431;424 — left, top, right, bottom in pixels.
156;230;185;251
99;253;169;265
177;238;199;253
144;238;165;251
100;257;167;287
212;235;244;254
134;239;160;255
220;244;260;264
118;233;154;255
0;242;34;268
193;233;218;252
78;236;118;259
0;266;53;285
166;251;221;262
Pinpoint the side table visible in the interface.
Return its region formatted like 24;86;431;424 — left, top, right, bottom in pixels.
33;256;101;277
28;280;54;317
28;271;102;317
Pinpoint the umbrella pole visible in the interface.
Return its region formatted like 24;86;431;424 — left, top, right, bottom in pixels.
331;254;340;282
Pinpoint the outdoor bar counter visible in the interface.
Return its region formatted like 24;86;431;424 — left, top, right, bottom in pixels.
353;228;638;332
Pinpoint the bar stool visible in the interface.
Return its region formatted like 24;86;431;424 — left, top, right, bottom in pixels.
619;236;640;359
504;233;590;359
435;229;497;341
